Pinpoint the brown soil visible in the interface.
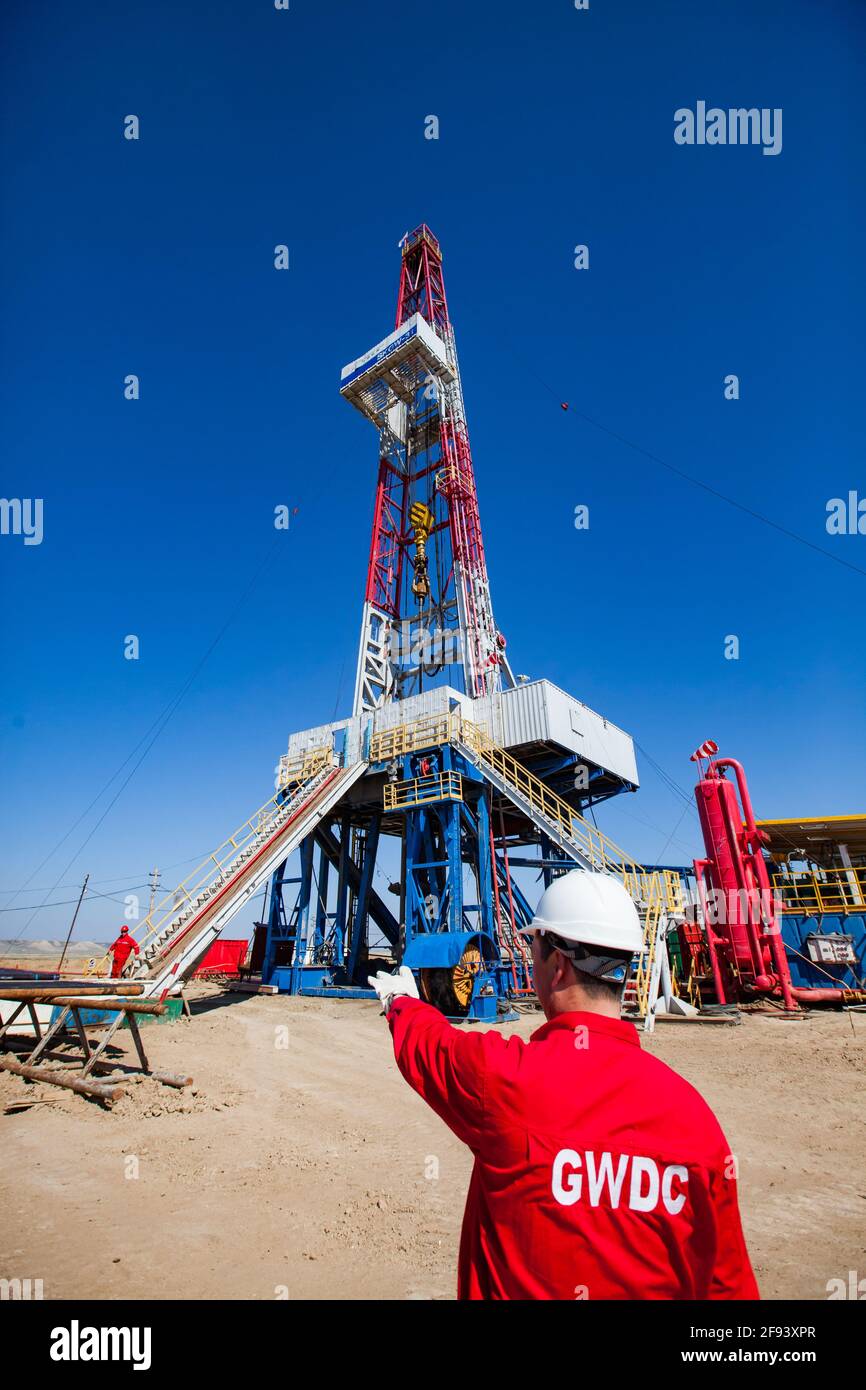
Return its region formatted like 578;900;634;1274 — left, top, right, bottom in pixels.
1;980;864;1301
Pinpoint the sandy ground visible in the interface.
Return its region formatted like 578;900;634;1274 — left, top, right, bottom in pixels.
1;975;864;1302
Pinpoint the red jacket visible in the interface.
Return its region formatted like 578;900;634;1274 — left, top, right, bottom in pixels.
109;935;140;965
388;998;759;1301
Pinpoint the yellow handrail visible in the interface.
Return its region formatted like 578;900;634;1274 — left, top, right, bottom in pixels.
370;713;482;763
278;744;334;789
369;710;684;916
384;771;463;810
459;721;684;1020
460;719;636;872
366;707;684;1018
626;873;668;1018
771;866;866;915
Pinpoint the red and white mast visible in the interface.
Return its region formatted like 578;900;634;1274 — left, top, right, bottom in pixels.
342;225;513;714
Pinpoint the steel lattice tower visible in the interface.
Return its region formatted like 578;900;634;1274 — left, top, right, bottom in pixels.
350;225;514;713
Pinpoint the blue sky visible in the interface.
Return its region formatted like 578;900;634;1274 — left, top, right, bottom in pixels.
1;0;864;944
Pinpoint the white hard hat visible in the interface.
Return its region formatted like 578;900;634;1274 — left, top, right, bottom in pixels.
524;870;643;955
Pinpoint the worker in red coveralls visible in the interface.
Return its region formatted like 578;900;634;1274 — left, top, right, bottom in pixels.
369;870;759;1301
108;925;140;979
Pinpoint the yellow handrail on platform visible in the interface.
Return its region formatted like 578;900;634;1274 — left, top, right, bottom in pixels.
771;866;866;915
369;712;685;960
278;744;334;789
459;718;639;873
369;713;478;763
384;771;463;811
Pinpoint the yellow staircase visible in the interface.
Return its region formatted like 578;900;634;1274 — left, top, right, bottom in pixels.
371;711;683;1025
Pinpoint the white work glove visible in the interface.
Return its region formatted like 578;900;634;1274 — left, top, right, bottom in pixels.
368;965;419;1014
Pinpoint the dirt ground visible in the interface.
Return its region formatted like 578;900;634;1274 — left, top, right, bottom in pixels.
1;976;864;1301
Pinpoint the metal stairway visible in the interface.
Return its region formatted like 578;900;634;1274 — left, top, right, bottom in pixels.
495;902;533;993
621;879;672;1033
105;760;368;998
457;721;641;876
455;720;683;1026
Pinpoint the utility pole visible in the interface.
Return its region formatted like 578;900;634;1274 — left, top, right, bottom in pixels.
57;873;90;974
148;866;161;919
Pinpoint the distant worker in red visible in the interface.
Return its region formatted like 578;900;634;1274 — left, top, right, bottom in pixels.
370;871;759;1301
108;925;140;979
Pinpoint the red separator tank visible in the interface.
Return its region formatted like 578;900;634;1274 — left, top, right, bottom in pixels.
692;754;853;1007
692;756;798;1009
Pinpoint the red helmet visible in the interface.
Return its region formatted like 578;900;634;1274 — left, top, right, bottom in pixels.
120;925;129;935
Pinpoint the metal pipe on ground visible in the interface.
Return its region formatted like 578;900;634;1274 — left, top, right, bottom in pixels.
84;1061;192;1087
97;1066;191;1087
0;983;145;1001
50;998;166;1015
0;1057;125;1104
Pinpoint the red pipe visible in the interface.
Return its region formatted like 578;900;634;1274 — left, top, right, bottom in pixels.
789;987;846;1004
